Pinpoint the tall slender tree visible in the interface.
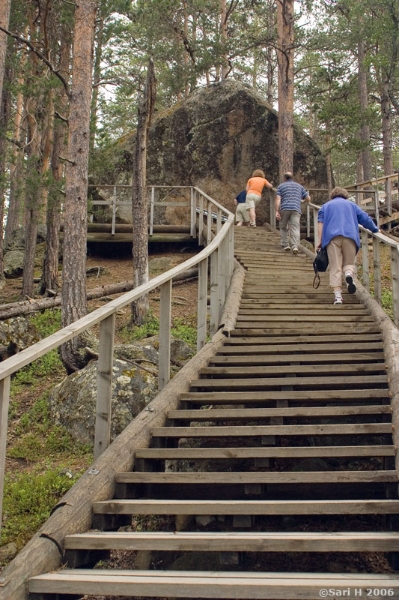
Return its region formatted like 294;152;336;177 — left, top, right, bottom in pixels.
60;0;97;372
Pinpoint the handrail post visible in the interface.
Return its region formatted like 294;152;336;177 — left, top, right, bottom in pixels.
158;280;171;390
207;200;212;244
197;258;208;350
391;246;399;327
0;375;11;535
94;313;115;460
210;250;219;335
373;236;382;304
361;230;370;292
306;204;310;239
228;222;234;281
111;186;117;235
198;192;204;246
218;236;227;313
149;187;155;236
190;187;196;237
270;194;276;229
313;207;319;249
217;208;222;234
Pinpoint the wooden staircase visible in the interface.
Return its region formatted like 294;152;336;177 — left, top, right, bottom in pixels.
29;227;399;599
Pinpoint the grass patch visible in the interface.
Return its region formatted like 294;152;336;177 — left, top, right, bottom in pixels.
171;316;197;347
1;467;83;550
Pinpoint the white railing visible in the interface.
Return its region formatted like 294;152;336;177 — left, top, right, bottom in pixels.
0;187;235;536
305;201;399;328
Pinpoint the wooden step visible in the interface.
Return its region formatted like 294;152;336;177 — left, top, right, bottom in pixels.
180;389;390;404
116;471;398;485
199;363;386;377
167;406;392;421
135;446;395;460
209;353;385;364
151;423;392;438
92;498;399;516
218;343;384;354
231;325;381;334
236;314;374;323
63;531;399;553
225;334;383;343
190;375;388;389
29;569;399;599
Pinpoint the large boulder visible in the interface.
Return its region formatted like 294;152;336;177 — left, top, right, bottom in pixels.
103;80;329;225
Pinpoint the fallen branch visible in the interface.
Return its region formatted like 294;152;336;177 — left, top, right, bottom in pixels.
0;269;199;320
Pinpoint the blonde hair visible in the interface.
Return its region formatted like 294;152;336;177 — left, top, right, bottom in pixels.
330;186;349;199
252;169;265;178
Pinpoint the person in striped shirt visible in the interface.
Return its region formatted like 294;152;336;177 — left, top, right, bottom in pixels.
275;172;311;254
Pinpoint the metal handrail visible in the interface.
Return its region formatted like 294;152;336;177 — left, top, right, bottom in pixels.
0;187;235;535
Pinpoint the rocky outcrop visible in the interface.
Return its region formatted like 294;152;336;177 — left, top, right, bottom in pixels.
103;80;329;225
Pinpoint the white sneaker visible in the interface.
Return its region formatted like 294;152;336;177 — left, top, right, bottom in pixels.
292;247;298;255
334;295;343;305
283;246;290;251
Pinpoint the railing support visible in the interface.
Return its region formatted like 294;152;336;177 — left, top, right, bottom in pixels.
210;250;219;336
158;280;172;390
373;237;382;304
197;258;208;350
0;375;11;536
361;230;370;292
391;246;399;328
94;313;115;460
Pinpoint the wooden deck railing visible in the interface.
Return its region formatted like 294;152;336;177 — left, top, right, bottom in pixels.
0;187;235;537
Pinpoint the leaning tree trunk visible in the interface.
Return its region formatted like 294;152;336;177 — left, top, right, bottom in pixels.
131;59;156;326
60;0;97;373
276;0;294;179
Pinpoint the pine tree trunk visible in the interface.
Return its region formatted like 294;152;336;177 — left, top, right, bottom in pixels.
60;0;97;373
0;64;11;283
358;41;372;182
380;77;393;176
276;0;294;179
131;59;156;326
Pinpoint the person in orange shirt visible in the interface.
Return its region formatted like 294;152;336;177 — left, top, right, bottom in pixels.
245;169;274;227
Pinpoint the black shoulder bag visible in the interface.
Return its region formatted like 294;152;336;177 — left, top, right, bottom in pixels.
313;247;329;289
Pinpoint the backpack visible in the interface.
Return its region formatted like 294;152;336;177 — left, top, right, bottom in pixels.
313;247;329;288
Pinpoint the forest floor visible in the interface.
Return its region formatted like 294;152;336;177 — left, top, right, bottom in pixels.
0;243;199;568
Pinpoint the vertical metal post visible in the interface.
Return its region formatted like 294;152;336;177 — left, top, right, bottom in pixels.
361;230;370;292
197;258;208;350
94;314;115;460
391;246;399;328
149;187;155;236
111;186;117;235
158;280;172;390
373;236;381;304
0;375;11;536
210;250;219;336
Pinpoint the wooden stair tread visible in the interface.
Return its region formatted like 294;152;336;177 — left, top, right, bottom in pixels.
63;530;399;552
190;375;388;388
29;569;399;598
152;423;392;437
167;406;392;420
218;343;384;354
135;446;395;460
180;389;390;403
92;498;399;515
209;353;385;364
199;363;386;376
225;334;383;343
116;471;398;484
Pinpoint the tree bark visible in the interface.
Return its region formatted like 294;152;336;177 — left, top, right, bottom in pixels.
131;58;156;326
358;40;372;182
60;0;97;372
380;77;393;176
276;0;294;179
0;0;10;103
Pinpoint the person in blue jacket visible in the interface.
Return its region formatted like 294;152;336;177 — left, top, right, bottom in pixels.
317;186;379;305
